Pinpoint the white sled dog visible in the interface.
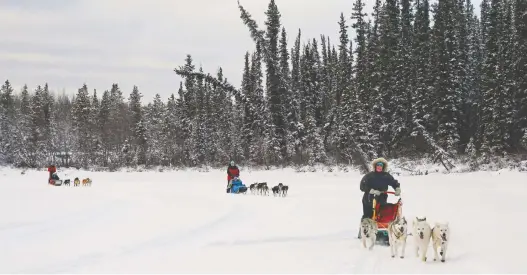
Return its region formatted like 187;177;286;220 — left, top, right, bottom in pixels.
361;218;378;250
431;222;450;262
413;216;432;262
388;216;408;259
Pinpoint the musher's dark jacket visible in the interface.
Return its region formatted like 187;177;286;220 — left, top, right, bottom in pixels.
360;171;400;204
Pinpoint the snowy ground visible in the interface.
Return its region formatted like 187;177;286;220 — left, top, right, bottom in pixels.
0;167;526;273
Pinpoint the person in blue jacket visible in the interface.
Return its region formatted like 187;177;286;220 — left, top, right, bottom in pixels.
229;177;246;193
360;157;401;220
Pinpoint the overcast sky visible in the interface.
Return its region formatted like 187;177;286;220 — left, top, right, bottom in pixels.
0;0;482;102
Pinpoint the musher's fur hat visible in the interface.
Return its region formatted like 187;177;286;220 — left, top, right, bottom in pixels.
371;157;389;172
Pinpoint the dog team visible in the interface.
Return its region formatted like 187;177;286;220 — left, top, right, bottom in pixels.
361;216;450;263
63;177;92;187
247;182;289;197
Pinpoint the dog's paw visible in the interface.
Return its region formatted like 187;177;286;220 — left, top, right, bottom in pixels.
391;255;395;258
400;256;404;259
441;259;445;263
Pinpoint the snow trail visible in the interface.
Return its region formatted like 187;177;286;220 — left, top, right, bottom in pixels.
0;167;525;273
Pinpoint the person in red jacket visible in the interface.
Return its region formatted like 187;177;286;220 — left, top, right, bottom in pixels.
226;160;240;192
47;165;57;184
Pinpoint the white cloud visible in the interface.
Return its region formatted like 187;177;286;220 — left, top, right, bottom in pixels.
0;0;481;102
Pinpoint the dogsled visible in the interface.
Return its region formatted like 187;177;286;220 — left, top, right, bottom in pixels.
49;178;63;186
48;172;63;186
226;177;248;194
359;191;403;246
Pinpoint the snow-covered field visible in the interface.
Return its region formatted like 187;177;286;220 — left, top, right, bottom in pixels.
1;167;526;273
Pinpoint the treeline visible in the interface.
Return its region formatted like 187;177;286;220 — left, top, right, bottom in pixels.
0;0;525;169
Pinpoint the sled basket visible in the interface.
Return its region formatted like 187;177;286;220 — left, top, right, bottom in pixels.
372;191;402;229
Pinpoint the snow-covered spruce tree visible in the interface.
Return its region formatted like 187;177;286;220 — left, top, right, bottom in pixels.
430;0;462;154
501;1;516;151
107;83;129;167
365;2;383;158
512;0;527;151
372;0;402;156
453;0;471;153
465;136;478;170
72;84;92;167
228;92;245;167
41;84;58;164
335;13;352;163
240;51;254;162
98;90;111;166
411;0;434;154
319;35;330;152
288;29;303;164
11;85;33;166
162;93;181;166
89;90;101;165
128;85;147;166
0;80;16;164
189;69;209;165
310;38;325;130
248;43;268;165
480;0;510;156
264;0;286;163
321;35;338;159
27;86;46;167
279;27;294;164
464;2;485;152
213;68;236;165
351;0;376;160
144;93;166;166
298;41;327;165
202;73;217;165
53;92;74;167
177;55;197;166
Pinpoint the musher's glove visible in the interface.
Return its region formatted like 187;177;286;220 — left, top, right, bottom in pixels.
394;187;401;196
369;189;381;196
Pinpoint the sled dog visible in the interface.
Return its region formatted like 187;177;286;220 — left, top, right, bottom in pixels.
256;182;268;195
431;222;450;262
413;216;432;262
82;178;92;186
271;185;280;196
388;216;408;259
278;183;288;197
361;218;378;250
250;183;258;194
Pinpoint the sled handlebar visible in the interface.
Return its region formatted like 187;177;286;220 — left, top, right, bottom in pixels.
384;191;396;194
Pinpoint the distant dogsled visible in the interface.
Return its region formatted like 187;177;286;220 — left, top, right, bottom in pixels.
225;161;289;197
47;165;92;187
225;178;289;197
